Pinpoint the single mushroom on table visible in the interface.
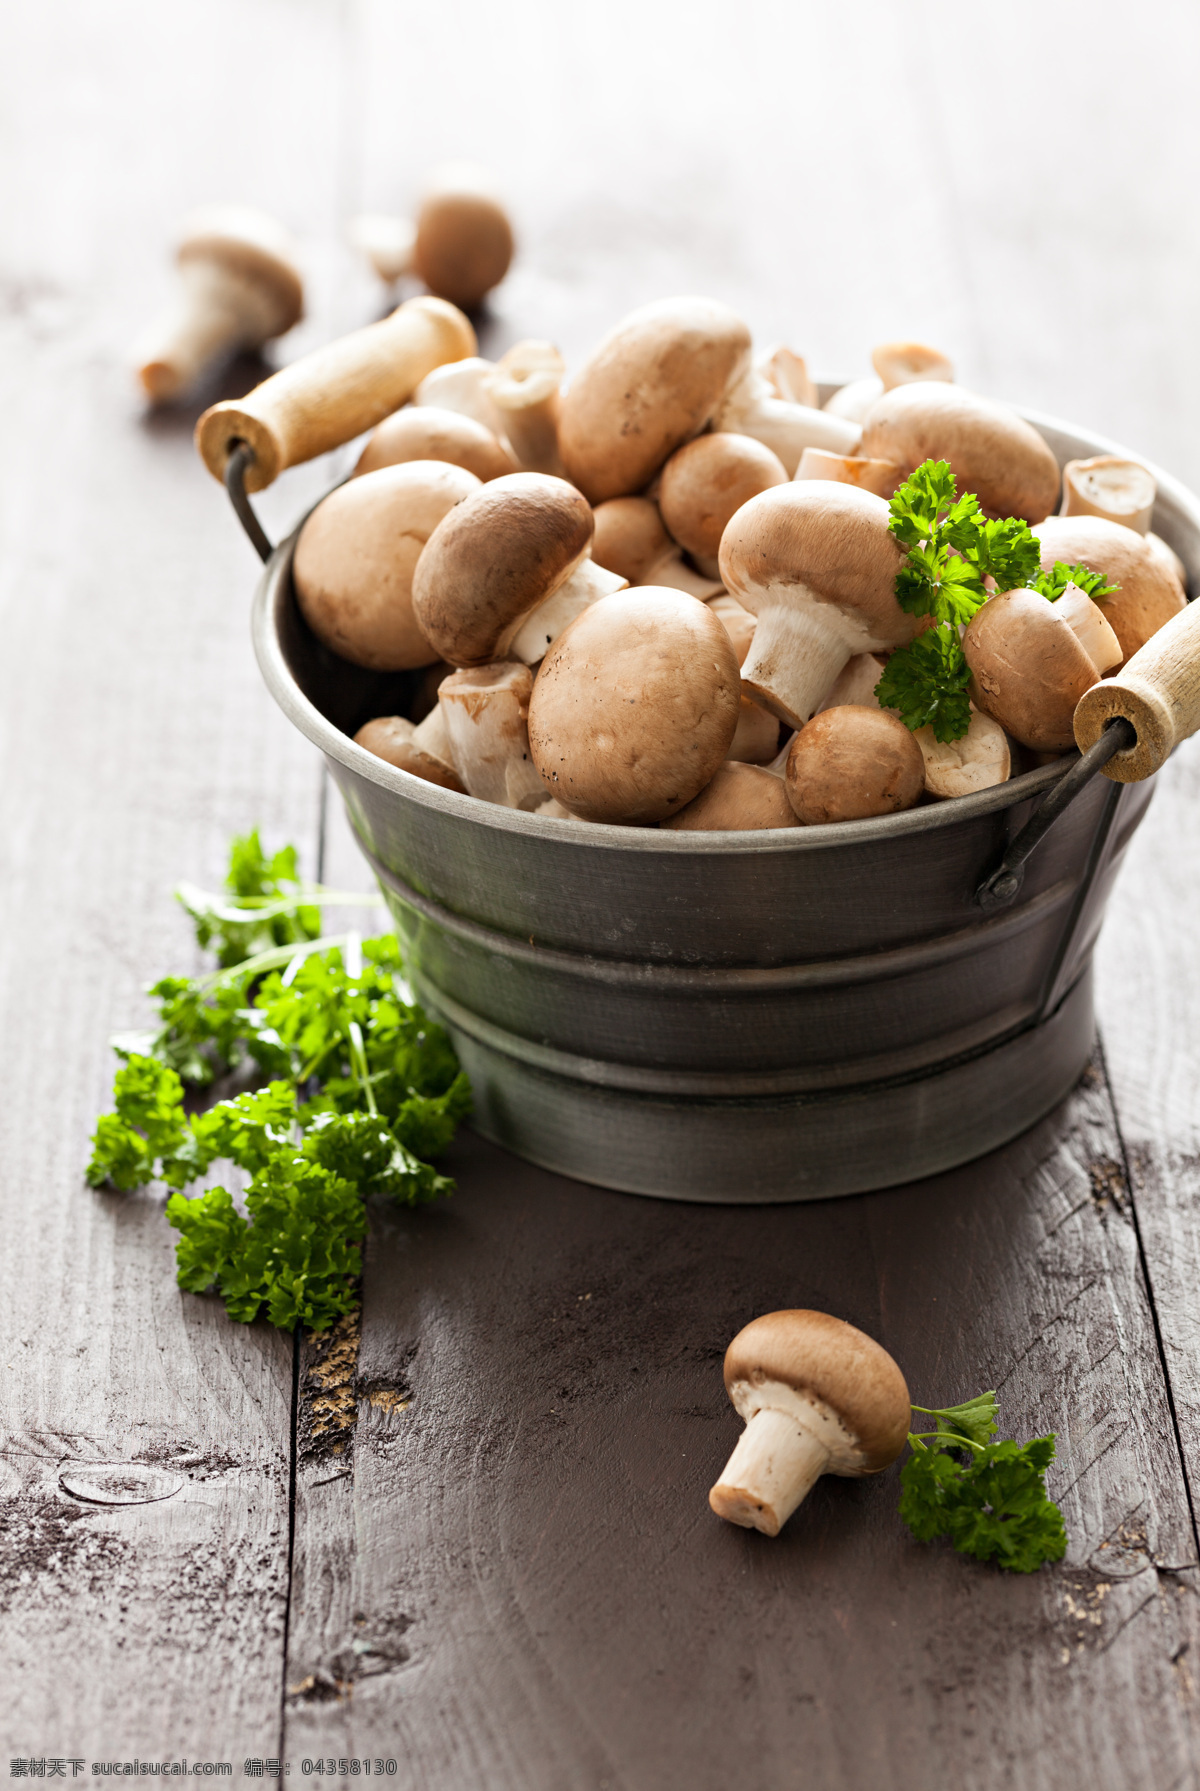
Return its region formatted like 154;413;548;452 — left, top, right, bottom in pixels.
719;482;916;729
661;761;798;830
915;708;1011;799
785;706;925;824
590;496;724;600
709;1310;911;1537
795;447;901;497
1060;455;1155;536
527;588;742;824
962;584;1122;751
354;405;516;482
860;382;1061;523
293;461;481;670
1032;515;1187;663
658;433;789;576
354;710;465;793
485;340;567;476
558;296;752;503
437;663;546;809
411;163;515;314
411;472;625;668
134;205;304;404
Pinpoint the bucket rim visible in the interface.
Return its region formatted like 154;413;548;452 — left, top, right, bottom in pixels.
251;403;1200;858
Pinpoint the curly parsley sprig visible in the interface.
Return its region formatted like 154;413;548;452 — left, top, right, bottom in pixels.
899;1389;1068;1573
87;832;470;1332
875;460;1120;744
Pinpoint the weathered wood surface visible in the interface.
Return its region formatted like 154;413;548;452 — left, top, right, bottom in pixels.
4;0;1200;1783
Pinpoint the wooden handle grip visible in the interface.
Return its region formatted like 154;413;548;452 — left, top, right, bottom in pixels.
1074;597;1200;781
194;295;476;491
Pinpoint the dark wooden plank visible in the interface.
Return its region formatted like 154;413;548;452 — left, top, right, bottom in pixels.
0;0;354;1754
282;1062;1200;1787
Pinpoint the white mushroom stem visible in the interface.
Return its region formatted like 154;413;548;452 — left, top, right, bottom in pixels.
740;597;875;729
135;261;288;403
507;558;628;664
413;357;509;442
486;341;566;476
347;213;417;283
411;701;458;768
714;369;861;475
757;345;818;409
795;449;900;497
712;1408;831;1535
1055;582;1123;672
1060;455;1155;536
822;377;883;424
438;664;546;809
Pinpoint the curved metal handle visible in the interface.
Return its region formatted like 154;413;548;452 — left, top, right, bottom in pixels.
224;443;273;562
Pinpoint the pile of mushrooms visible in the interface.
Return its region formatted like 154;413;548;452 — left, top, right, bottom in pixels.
289;296;1188;830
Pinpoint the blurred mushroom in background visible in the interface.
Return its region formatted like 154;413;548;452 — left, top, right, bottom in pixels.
348;162;515;313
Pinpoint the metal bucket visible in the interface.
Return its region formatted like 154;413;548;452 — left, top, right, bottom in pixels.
250;410;1199;1202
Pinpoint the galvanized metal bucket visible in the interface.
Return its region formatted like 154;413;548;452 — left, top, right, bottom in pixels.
247;410;1198;1202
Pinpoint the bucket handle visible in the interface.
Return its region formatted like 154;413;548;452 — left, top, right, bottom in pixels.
193;295;476;518
978;592;1200;907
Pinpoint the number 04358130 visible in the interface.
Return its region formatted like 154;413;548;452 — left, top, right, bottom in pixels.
301;1764;397;1777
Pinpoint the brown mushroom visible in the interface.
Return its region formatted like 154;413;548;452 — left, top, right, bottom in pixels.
709;1310;911;1537
915;708;1011;799
962;587;1114;751
661;761;797;830
294;461;481;670
590;496;724;599
860;383;1061;523
527;588;741;824
795;448;901;498
485;340;566;476
726;695;781;764
719;483;915;728
412;163;514;313
785;706;925;824
659;433;789;564
558;297;752;503
354;713;465;794
1145;532;1187;595
411;472;623;668
134;205;303;404
438;663;546;809
354;405;516;482
1060;454;1155;536
871;340;954;390
1032;514;1186;662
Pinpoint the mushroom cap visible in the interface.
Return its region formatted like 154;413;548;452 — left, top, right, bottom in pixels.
1145;531;1188;595
916;707;1011;799
870;340;954;391
719;482;910;638
527;587;741;824
411;472;594;667
558;297;752;503
661;761;797;830
786;707;925;824
962;588;1098;751
723;1310;911;1474
412;167;514;312
824;377;884;423
294;461;481;671
354;405;516;482
176;204;304;333
860;382;1061;523
353;716;466;794
659;432;789;560
590;497;674;584
1032;514;1186;663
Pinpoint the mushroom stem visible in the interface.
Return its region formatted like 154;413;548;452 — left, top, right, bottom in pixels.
137;261;283;402
739;599;855;728
486;341;566;476
715;370;861;475
507;558;628;664
709;1407;831;1536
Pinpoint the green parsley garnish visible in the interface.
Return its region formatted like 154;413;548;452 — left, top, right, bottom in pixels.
87;832;471;1331
875;459;1120;743
899;1389;1068;1573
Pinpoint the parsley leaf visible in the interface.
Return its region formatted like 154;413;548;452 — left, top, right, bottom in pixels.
900;1390;1067;1573
874;627;973;742
1031;560;1119;604
87;833;471;1331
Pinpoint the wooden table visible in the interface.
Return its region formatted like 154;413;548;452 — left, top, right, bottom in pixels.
4;3;1200;1784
